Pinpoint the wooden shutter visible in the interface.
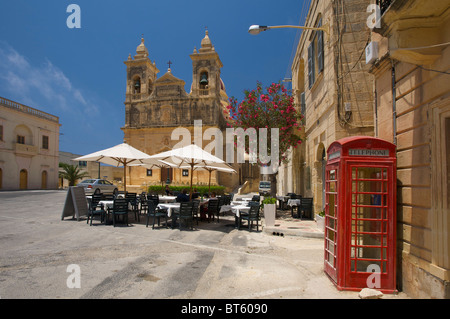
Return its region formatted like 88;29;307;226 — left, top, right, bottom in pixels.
317;19;324;73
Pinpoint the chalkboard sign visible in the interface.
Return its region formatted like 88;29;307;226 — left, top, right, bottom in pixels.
61;186;89;221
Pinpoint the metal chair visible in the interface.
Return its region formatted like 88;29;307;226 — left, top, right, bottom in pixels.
87;193;106;226
112;198;129;227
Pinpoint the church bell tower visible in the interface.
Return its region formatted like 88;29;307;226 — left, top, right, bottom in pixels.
190;29;223;98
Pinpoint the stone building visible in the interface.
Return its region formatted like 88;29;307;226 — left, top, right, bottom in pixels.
121;30;240;192
369;0;450;298
0;96;60;190
285;0;376;213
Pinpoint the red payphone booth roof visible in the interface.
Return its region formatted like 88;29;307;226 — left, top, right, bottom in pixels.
328;136;396;158
330;136;395;148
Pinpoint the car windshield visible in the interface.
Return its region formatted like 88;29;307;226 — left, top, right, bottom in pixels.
260;182;271;187
80;179;95;184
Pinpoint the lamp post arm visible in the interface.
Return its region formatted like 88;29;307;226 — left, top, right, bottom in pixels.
268;24;329;35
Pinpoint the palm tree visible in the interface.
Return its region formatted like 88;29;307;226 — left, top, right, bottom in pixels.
59;163;90;186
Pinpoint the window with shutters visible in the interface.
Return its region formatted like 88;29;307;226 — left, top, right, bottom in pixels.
308;17;324;89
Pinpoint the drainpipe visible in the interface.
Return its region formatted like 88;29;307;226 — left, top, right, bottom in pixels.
391;60;397;145
374;87;378;137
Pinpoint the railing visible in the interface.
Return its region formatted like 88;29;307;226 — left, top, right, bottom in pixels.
376;0;393;15
0;97;59;123
199;89;209;96
14;143;38;155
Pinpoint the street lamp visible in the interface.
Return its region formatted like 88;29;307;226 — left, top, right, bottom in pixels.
248;24;330;39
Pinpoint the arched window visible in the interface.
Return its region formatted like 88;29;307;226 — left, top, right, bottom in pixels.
133;76;141;94
199;71;209;90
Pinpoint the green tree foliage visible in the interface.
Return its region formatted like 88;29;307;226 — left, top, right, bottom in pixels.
59;162;89;186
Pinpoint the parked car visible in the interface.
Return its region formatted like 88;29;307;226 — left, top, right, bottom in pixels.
77;179;118;195
259;181;271;196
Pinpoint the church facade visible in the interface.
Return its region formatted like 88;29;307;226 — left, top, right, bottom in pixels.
121;30;240;192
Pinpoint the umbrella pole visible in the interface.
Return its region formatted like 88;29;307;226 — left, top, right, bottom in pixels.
190;163;194;201
124;162;127;194
208;169;212;196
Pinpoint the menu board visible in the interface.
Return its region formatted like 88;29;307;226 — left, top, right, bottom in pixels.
61;186;88;221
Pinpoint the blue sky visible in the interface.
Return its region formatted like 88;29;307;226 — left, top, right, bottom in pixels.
0;0;310;155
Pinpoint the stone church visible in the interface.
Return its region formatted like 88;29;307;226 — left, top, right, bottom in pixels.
121;30;242;192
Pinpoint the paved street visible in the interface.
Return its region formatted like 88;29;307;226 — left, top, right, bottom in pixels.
0;190;406;300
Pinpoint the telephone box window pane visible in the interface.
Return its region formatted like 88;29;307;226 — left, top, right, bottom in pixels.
329;181;336;192
355;260;382;272
328;194;336;217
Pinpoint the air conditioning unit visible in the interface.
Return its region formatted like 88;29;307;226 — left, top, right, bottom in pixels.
365;41;379;64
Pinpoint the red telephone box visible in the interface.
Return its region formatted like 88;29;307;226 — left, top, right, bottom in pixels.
323;136;397;293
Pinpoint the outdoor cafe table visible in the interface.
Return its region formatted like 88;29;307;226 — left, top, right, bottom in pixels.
230;204;250;228
157;202;180;217
276;195;290;209
287;199;301;218
158;195;177;203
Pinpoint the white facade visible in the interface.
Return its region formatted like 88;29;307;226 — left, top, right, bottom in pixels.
0;97;60;190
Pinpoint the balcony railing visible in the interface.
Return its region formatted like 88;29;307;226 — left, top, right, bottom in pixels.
0;97;59;123
14;143;38;156
199;89;209;96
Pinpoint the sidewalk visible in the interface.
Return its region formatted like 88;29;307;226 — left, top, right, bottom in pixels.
262;208;324;238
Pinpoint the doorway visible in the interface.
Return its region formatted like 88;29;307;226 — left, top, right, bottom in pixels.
41;170;48;189
20;169;28;190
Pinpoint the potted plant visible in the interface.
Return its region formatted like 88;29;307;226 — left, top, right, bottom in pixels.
262;196;277;227
316;210;325;231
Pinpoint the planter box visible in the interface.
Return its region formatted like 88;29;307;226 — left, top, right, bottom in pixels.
264;204;276;227
316;215;325;231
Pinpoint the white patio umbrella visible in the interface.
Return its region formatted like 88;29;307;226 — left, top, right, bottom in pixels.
73;143;155;193
128;159;174;191
145;144;231;199
174;163;236;195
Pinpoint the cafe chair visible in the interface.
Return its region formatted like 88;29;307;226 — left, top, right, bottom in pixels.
138;193;148;216
299;197;314;220
125;192;139;221
192;199;200;225
206;199;220;223
112;198;129;227
239;203;261;232
174;201;194;230
146;200;168;229
87;193;106;226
